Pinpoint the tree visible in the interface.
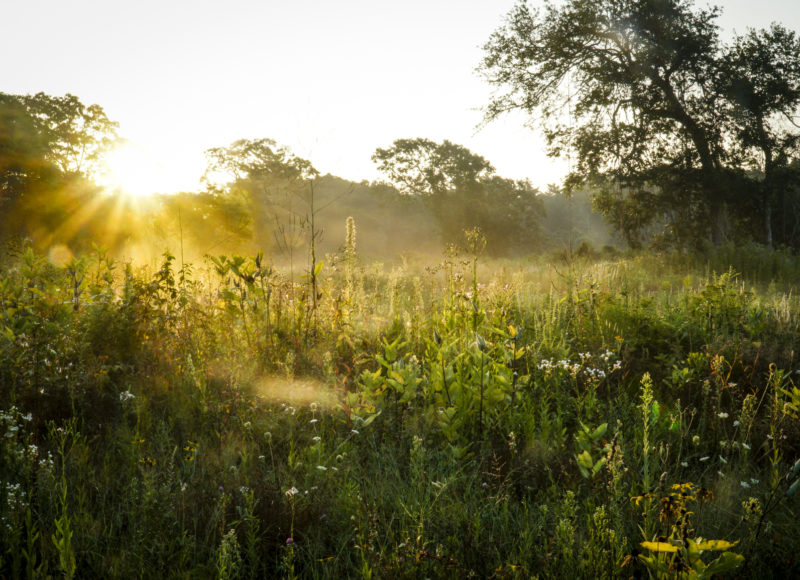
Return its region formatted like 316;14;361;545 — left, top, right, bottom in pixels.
203;138;326;312
0;94;59;212
202;138;319;252
721;25;800;247
0;92;121;248
372;138;494;198
372;138;543;253
8;92;119;177
203;138;317;188
479;0;800;248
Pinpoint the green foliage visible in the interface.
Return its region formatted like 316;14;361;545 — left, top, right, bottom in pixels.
480;0;800;249
1;245;800;577
372;137;544;253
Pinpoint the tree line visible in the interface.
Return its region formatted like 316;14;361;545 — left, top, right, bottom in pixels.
0;94;592;259
5;0;797;259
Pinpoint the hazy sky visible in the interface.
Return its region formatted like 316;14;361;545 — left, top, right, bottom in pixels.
3;0;799;193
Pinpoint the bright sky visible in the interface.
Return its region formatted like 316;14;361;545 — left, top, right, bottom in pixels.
3;0;798;194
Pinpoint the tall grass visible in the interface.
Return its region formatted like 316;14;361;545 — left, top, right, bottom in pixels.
1;239;799;577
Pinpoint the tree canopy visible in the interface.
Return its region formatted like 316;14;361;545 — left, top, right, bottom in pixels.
480;0;800;248
372;138;543;253
0;92;123;248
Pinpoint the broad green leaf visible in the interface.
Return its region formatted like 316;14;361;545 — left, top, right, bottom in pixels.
703;551;744;575
577;450;593;469
591;423;608;440
695;539;738;551
360;411;381;427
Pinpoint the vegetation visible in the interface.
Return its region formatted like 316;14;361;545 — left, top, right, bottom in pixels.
1;238;800;577
480;0;800;249
372;138;544;253
2;2;800;577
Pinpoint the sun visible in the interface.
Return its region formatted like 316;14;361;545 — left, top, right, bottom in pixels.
99;142;199;198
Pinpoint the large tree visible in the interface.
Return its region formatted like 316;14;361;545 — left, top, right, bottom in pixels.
0;92;122;247
0;94;58;211
202;138;321;260
480;0;800;248
8;92;119;177
372;138;543;253
721;25;800;247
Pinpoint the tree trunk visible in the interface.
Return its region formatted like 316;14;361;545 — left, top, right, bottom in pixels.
709;203;728;246
765;199;773;248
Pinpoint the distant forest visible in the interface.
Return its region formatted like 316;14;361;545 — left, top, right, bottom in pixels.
0;92;618;265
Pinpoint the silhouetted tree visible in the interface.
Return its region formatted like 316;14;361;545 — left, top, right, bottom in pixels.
480;0;800;248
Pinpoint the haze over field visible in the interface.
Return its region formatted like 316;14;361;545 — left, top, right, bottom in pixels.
4;0;798;195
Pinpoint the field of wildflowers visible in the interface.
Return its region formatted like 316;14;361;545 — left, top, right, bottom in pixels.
1;236;800;578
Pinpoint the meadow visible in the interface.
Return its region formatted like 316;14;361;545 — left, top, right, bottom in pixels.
1;234;800;578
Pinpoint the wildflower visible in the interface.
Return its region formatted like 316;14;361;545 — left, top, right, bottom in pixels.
740;481;750;489
742;497;762;518
681;461;688;467
742;443;751;450
316;465;327;471
659;495;680;524
692;436;700;446
286;537;294;545
285;487;299;498
733;420;740;427
312;436;321;442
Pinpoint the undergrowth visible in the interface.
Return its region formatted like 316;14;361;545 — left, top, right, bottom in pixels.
1;238;800;578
